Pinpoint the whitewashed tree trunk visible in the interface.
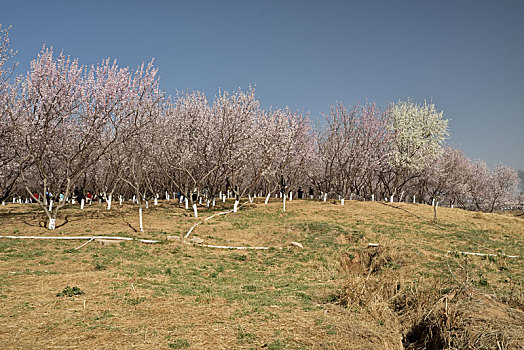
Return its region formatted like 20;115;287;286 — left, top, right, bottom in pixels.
2;201;5;205
222;195;226;202
199;197;202;205
413;195;416;204
248;194;253;203
139;208;144;232
49;200;53;212
265;193;271;204
145;201;149;209
451;204;454;209
399;191;405;202
372;194;375;201
390;195;394;203
283;194;286;212
193;203;198;218
107;195;112;210
206;200;210;207
341;198;345;206
185;198;189;210
212;198;215;207
180;195;183;203
350;193;353;200
432;198;435;207
233;200;239;213
219;191;222;199
154;197;158;206
323;193;327;202
48;218;56;230
119;195;123;205
12;198;15;203
289;192;293;201
80;198;85;210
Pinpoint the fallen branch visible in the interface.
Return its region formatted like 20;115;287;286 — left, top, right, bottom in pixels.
184;200;249;240
0;235;161;244
183;200;272;250
74;238;94;250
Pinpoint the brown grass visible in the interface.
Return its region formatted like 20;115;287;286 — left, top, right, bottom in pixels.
0;199;523;349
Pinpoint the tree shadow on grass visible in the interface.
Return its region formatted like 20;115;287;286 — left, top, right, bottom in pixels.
119;211;138;232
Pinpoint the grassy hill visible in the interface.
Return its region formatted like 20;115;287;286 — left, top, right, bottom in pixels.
0;199;523;349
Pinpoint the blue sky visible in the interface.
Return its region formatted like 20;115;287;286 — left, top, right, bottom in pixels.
2;0;523;170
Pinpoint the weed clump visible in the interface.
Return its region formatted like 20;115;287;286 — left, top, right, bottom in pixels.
56;286;84;297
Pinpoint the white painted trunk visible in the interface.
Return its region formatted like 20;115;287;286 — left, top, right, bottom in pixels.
248;194;253;203
390;195;394;203
219;191;222;199
206;200;210;207
154;198;158;206
193;203;198;218
451;204;454;208
350;193;353;200
279;192;282;198
341;198;345;206
48;218;56;230
119;195;123;205
71;198;75;205
185;198;189;210
139;208;144;232
413;195;416;204
107;195;112;210
265;193;271;204
12;198;15;203
222;196;226;202
289;192;293;201
199;197;202;205
2;201;5;205
49;200;53;212
145;201;149;209
432;198;435;207
323;193;327;202
233;200;239;213
400;191;405;202
372;194;375;202
180;195;184;203
283;194;286;212
212;198;216;207
80;199;85;210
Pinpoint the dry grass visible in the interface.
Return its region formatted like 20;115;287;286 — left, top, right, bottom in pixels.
0;199;523;349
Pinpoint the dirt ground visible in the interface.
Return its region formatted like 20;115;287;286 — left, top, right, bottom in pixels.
1;198;523;349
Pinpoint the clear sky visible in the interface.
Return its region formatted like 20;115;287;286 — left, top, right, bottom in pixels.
2;0;523;170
